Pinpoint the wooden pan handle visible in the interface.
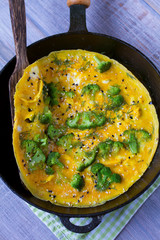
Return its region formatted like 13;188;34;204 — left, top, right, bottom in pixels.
67;0;90;8
8;0;28;69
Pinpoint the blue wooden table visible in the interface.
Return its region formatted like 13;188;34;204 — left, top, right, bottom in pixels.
0;0;160;239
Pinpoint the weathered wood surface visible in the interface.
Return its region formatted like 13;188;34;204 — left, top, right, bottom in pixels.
0;0;160;239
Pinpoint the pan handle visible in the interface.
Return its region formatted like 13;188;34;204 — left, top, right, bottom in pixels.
67;0;90;33
59;215;103;233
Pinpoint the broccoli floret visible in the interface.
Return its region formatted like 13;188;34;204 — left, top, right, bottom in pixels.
46;152;64;168
109;95;124;108
123;128;151;154
110;173;121;183
22;140;46;171
94;56;111;73
91;163;104;175
47;124;65;140
112;141;124;154
64;91;75;98
31;148;46;165
77;148;98;172
45;166;54;175
91;163;122;191
47;82;59;106
42;81;60;106
38;106;52;124
138;129;151;140
107;85;120;96
82;84;100;100
98;140;113;158
33;134;48;147
21;139;37;154
66;111;107;130
124;130;138;154
70;174;85;191
56;133;74;150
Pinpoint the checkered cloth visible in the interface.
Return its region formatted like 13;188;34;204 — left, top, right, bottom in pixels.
29;175;160;240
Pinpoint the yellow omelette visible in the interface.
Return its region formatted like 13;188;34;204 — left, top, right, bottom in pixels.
13;50;159;207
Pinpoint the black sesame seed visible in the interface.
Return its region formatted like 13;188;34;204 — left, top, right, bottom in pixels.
32;72;35;75
62;113;64;116
125;87;127;89
28;108;32;112
50;67;54;70
112;135;114;137
149;101;152;105
31;82;33;86
93;136;95;139
78;200;80;203
27;77;31;81
48;190;52;193
87;191;89;194
81;94;83;97
119;123;122;125
128;156;131;159
53;195;56;198
65;149;67;152
46;69;48;72
130;116;133;119
122;79;124;82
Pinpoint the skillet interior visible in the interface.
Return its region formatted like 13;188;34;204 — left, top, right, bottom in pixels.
1;32;160;217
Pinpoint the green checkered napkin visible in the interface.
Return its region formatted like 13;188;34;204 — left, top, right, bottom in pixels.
29;176;160;240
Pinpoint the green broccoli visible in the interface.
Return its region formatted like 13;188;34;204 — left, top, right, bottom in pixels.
21;139;37;154
107;85;120;96
38;106;52;124
110;173;121;183
82;84;100;100
109;95;124;108
112;141;124;154
91;163;121;191
98;140;113;158
45;166;54;175
66;111;107;130
47;124;65;140
56;133;74;150
94;56;111;73
33;134;48;147
91;163;104;175
42;81;60;106
137;129;151;140
77;148;98;172
46;152;64;168
123;128;151;154
71;174;85;191
123;130;138;154
22;139;46;171
64;91;75;98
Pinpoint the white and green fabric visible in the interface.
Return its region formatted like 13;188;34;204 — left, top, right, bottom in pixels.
29;175;160;240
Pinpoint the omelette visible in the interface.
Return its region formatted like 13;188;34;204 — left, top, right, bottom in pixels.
13;50;159;207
